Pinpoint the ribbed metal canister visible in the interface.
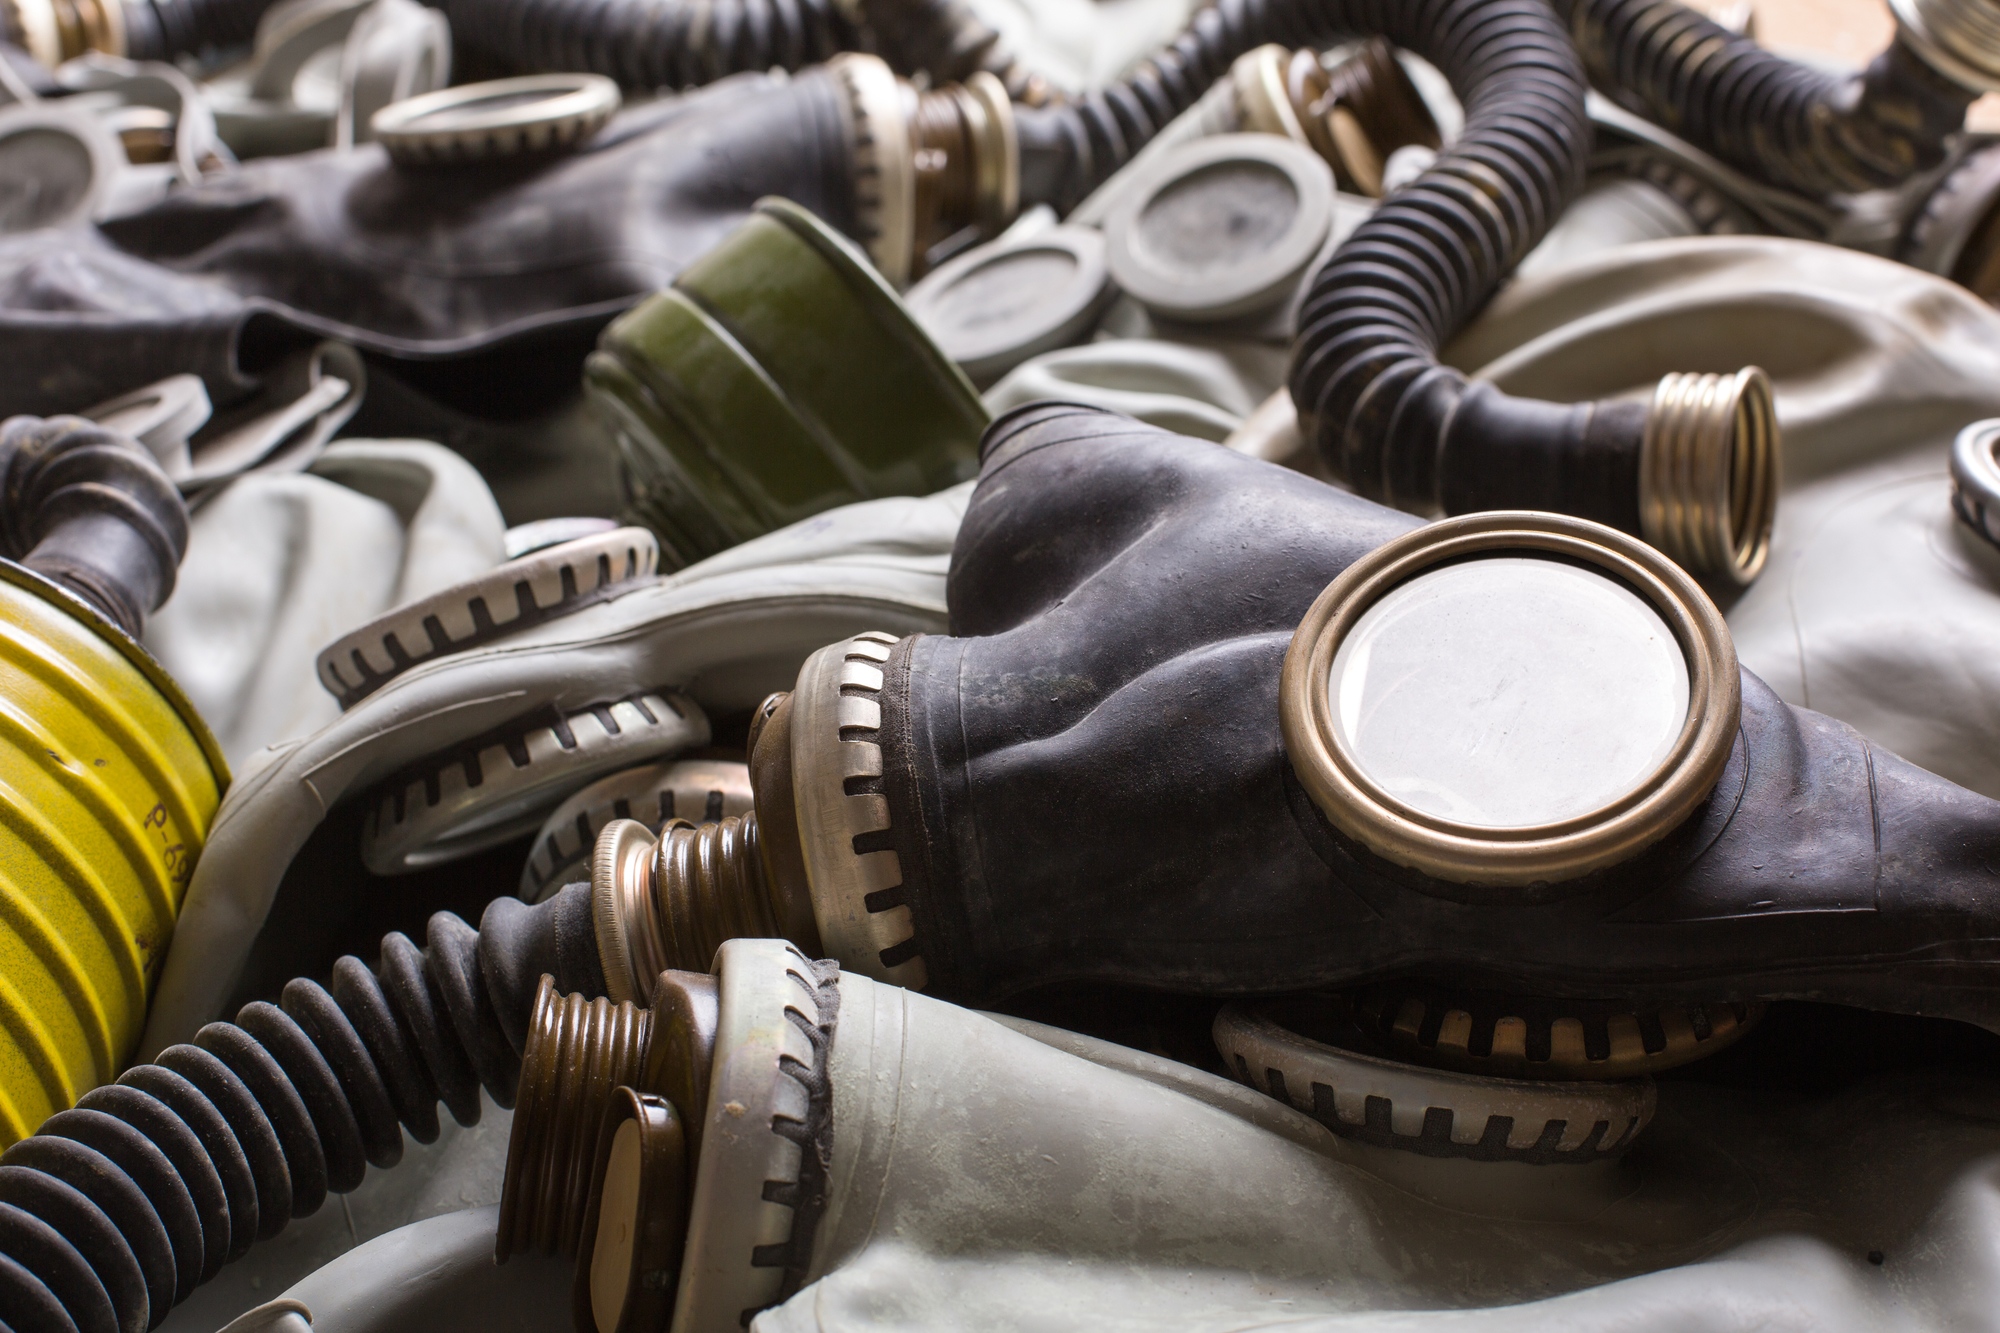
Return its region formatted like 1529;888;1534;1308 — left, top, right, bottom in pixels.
0;561;226;1145
587;197;990;570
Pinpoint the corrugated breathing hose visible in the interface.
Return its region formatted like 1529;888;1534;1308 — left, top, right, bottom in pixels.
437;0;861;89
0;885;604;1333
1009;0;1776;586
121;0;269;63
436;0;1033;93
1554;0;1980;199
18;0;1019;95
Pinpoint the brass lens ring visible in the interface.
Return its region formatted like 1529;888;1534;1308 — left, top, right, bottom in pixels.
1280;511;1740;890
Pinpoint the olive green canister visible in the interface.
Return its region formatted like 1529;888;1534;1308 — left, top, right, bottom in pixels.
587;197;991;568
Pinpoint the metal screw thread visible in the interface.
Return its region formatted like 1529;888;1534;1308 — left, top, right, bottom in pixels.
498;977;655;1261
1640;366;1780;587
594;807;813;1010
1232;41;1441;196
1308;38;1442;194
1319;38;1442;153
9;0;123;64
651;814;780;982
911;75;1016;273
914;88;981;259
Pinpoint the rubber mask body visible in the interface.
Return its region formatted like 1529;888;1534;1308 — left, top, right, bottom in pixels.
0;70;860;416
879;405;2000;1029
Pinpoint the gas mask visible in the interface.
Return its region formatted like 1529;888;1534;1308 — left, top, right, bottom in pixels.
0;50;1014;430
573;403;2000;1059
6;267;1991;1333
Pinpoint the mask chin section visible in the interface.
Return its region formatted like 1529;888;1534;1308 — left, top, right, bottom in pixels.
1215;987;1764;1168
1281;511;1741;895
1344;983;1766;1080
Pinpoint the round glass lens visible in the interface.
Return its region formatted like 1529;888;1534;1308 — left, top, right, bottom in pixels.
1328;556;1690;829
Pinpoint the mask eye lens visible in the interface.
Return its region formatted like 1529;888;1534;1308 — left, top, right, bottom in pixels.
1283;512;1740;890
1328;556;1690;830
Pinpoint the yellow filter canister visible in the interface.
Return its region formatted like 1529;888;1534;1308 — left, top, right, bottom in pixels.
0;560;227;1146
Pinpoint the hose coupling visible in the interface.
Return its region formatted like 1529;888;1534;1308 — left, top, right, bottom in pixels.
1639;367;1779;587
591;814;796;1001
1;0;124;67
590;632;927;1003
913;71;1018;264
0;414;190;637
834;52;1018;284
1232;38;1440;197
499;940;835;1330
497;970;713;1263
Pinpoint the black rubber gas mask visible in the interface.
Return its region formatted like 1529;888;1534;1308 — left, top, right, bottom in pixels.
0;53;1014;424
589;402;2000;1055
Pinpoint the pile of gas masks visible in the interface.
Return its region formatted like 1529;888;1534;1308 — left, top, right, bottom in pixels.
4;2;2000;1332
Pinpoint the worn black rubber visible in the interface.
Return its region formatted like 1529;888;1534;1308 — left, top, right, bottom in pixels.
116;0;999;89
880;405;2000;1037
0;885;603;1333
0;416;188;638
439;0;1015;90
441;0;857;87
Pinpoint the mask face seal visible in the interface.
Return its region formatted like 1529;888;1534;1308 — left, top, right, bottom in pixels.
1281;511;1741;890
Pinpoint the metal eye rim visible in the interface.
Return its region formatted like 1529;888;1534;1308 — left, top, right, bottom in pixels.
1280;510;1740;890
1950;418;2000;551
369;72;621;166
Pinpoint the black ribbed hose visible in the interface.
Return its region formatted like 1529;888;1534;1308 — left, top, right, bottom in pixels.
0;885;604;1333
1010;2;1691;559
122;0;272;63
0;417;188;639
1555;0;1977;198
438;0;1019;92
116;0;1005;90
441;0;857;89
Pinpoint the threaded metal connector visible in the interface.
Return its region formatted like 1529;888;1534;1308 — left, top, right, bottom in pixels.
498;967;717;1264
498;978;656;1262
1231;39;1440;197
1639;366;1780;587
593;814;778;1006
